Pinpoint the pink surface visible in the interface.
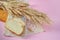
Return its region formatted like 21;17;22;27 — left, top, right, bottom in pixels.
0;0;60;40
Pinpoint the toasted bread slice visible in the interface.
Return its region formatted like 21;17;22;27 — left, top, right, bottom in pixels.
5;17;25;36
0;9;8;22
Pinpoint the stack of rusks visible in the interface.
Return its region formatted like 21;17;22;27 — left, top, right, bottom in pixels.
0;0;52;37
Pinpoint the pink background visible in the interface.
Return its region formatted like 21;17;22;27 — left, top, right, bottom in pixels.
0;0;60;40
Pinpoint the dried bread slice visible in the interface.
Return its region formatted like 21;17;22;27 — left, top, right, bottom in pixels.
5;17;25;36
0;9;8;22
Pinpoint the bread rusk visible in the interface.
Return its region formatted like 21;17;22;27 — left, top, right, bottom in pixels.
5;17;25;36
0;9;8;22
